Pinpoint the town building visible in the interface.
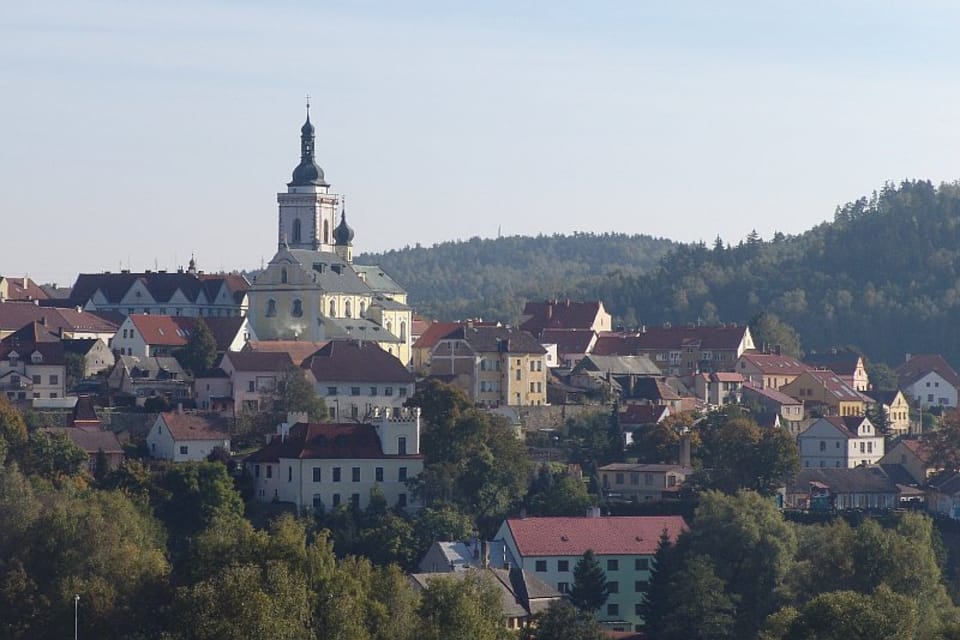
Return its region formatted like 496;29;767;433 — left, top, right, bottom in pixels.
492;514;687;632
245;408;423;512
735;350;810;390
0;322;67;401
896;353;960;408
146;410;231;462
780;369;867;417
740;382;804;432
520;300;612;337
245;109;412;364
803;349;870;391
797;416;884;469
106;355;191;403
598;463;692;502
218;351;296;414
693;371;744;406
111;314;255;357
0;302;118;342
878;439;939;485
0;276;49;302
862;389;912;435
785;466;902;511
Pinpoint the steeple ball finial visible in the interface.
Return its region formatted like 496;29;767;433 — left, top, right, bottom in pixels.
334;197;355;246
288;96;328;188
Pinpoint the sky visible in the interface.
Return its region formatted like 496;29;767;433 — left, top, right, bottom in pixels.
3;1;960;285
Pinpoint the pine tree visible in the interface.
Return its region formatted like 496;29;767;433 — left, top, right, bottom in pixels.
176;319;218;376
639;529;677;635
569;549;609;613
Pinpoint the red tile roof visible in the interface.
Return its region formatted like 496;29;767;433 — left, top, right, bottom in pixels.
223;350;294;372
504;516;686;557
896;354;960;389
129;315;197;347
806;369;864;402
898;438;935;463
600;325;750;350
412;321;461;350
159;411;230;441
244;340;330;366
0;302;118;334
521;300;604;337
820;416;870;438
738;351;810;375
42;426;123;454
803;350;862;376
0;276;49;301
741;382;802;405
620;404;670;425
304;340;414;383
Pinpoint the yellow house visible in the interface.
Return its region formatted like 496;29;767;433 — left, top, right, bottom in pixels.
780;370;866;417
864;389;912;435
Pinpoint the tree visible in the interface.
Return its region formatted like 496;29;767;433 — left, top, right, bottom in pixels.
527;469;593;517
418;572;511;640
659;555;738;640
865;361;898;392
64;351;86;390
766;586;919;640
923;411;960;471
405;378;472;461
0;395;27;463
638;529;678;637
20;430;88;479
569;550;609;613
523;600;605;640
749;312;802;358
273;364;327;421
175;318;218;376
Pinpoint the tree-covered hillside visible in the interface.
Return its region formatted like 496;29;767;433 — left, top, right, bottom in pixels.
362;180;960;366
355;232;676;323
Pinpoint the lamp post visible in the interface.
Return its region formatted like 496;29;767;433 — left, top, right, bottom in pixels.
74;594;79;640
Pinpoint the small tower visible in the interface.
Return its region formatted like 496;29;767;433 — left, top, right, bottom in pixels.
277;98;340;252
333;199;355;263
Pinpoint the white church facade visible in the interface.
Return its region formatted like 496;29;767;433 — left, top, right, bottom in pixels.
247;107;413;364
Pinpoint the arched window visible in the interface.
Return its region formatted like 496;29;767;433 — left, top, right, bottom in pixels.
292;299;303;317
323;220;330;244
292;219;302;244
359;301;366;317
386;321;392;334
400;321;406;341
345;300;352;318
398;436;407;455
329;299;337;317
280;267;288;284
266;299;277;317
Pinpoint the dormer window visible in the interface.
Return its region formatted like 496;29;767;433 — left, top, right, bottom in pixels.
31;352;42;364
8;352;18;365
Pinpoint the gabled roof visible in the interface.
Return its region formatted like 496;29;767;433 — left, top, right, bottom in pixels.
0;302;118;334
115;355;187;379
0;276;49;301
896;354;960;389
787;466;899;495
738;351;810;375
201;316;249;352
805;369;865;401
158;411;230;441
620;404;670;425
862;389;904;406
502;515;687;557
741;382;802;406
244;340;329;366
520;300;604;336
539;329;596;354
42;426;122;455
409;568;560;619
222;350;294;372
803;349;863;376
440;325;545;355
575;354;661;376
68;271;248;307
304;340;414;383
3;321;61;344
708;372;744;383
71;396;100;426
599;324;751;350
412;321;461;350
0;337;65;365
246;422;412;462
128;315;197;347
896;438;935;464
632;378;682;402
810;416;871;439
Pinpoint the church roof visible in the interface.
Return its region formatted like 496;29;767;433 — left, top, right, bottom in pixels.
333;209;354;246
282;250;372;295
288;113;329;187
351;265;407;296
304;340;414;383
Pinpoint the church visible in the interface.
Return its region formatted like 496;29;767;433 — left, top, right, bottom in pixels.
247;108;413;365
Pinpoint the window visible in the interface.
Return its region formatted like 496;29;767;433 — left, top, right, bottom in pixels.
254;464;260;478
615;472;624;484
248;380;255;392
351;493;360;508
327;386;337;396
376;467;384;482
313;467;321;482
530;361;536;372
530;382;535;393
352;467;361;482
399;387;407;397
370;386;378;396
635;603;644;616
384;386;393;396
557;582;569;593
179;445;188;455
645;473;653;486
345;300;352;318
635;580;648;592
313;494;322;509
398;493;407;507
399;467;407;481
819;441;826;452
607;559;619;571
288;467;293;482
266;299;277;317
266;465;272;478
535;560;547;572
333;467;341;482
607;581;619;593
32;375;41;384
516;369;521;381
281;267;288;284
291;299;303;317
329;300;337;317
398;436;407;455
558;560;569;572
292;219;302;244
332;493;341;506
635;558;650;571
49;374;58;385
606;603;619;616
351;387;361;396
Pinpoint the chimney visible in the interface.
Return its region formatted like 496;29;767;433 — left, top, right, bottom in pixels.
905;353;912;363
176;402;183;414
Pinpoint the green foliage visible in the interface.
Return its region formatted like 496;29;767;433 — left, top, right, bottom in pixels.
924;412;960;472
865;361;899;392
19;430;88;479
0;395;28;463
64;351;86;389
417;572;511;640
659;554;738;640
526;466;593;517
750;312;802;358
569;549;609;613
522;600;605;640
174;319;218;376
764;586;918;640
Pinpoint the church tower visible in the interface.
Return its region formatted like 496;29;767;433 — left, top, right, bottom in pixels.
277;102;340;252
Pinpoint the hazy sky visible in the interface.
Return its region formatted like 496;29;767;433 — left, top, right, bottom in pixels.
3;1;960;285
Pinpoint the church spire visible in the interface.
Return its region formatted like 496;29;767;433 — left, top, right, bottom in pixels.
288;96;329;188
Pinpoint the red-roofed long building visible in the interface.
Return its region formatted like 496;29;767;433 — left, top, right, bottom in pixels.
594;324;754;377
520;300;612;338
493;514;687;632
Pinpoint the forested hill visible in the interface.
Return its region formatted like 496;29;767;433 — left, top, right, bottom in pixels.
360;181;960;366
355;232;677;322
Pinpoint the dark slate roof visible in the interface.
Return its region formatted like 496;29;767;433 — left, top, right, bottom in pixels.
575;354;661;376
631;378;681;402
595;324;750;352
41;427;122;455
304;339;414;383
0;340;65;365
62;338;100;356
281;250;373;295
333;209;354;246
539;328;596;354
71;396;100;425
67;272;247;307
223;350;294;372
351;265;406;295
804;349;863;376
819;416;870;438
786;466;900;495
200;316;247;352
896;354;960;388
3;321;61;343
246;422;419;462
741;382;803;405
440;325;545;355
520;300;604;337
929;470;960;495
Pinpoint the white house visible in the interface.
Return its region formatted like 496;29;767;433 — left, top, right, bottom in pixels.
245;407;423;512
797;416;884;469
218;350;296;414
896;354;960;408
146;410;231;462
491;514;687;633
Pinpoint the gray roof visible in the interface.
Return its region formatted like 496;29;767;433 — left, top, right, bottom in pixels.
352;264;407;295
116;355;186;378
368;295;410;311
277;249;373;295
576;354;661;376
409;568;560;619
321;317;402;344
442;325;546;355
787;466;900;495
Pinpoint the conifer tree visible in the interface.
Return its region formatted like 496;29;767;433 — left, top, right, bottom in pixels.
569;549;609;613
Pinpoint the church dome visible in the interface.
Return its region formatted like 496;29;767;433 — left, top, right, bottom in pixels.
334;209;354;246
289;159;327;187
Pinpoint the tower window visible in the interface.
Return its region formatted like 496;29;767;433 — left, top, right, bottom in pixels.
292;299;303;317
266;299;277;317
292;219;302;244
280;267;288;284
323;220;330;244
345;300;352;318
329;300;337;317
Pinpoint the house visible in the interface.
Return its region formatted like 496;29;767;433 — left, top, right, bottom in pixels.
804;349;869;391
146;410;230;461
243;339;329;366
111;314;256;358
0;322;67;401
797;416;884;469
598;463;692;502
629;377;697;413
65;265;249;319
784;466;901;511
896;353;960;408
194;368;233;413
42;426;124;474
303;339;415;421
201;316;257;354
927;471;960;520
619;404;671;441
862;389;912;435
409;568;561;631
218;350;295;414
0;276;49;302
410;321;460;374
418;539;483;573
0;302;118;342
693;371;744;406
741;382;804;431
780;369;867;417
429;324;548;407
878;439;939;485
520;300;612;338
245;408;423;512
569;355;662;401
593;323;754;376
62;338;115;378
107;355;191;403
492;514;687;632
539;328;597;369
735;350;811;390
